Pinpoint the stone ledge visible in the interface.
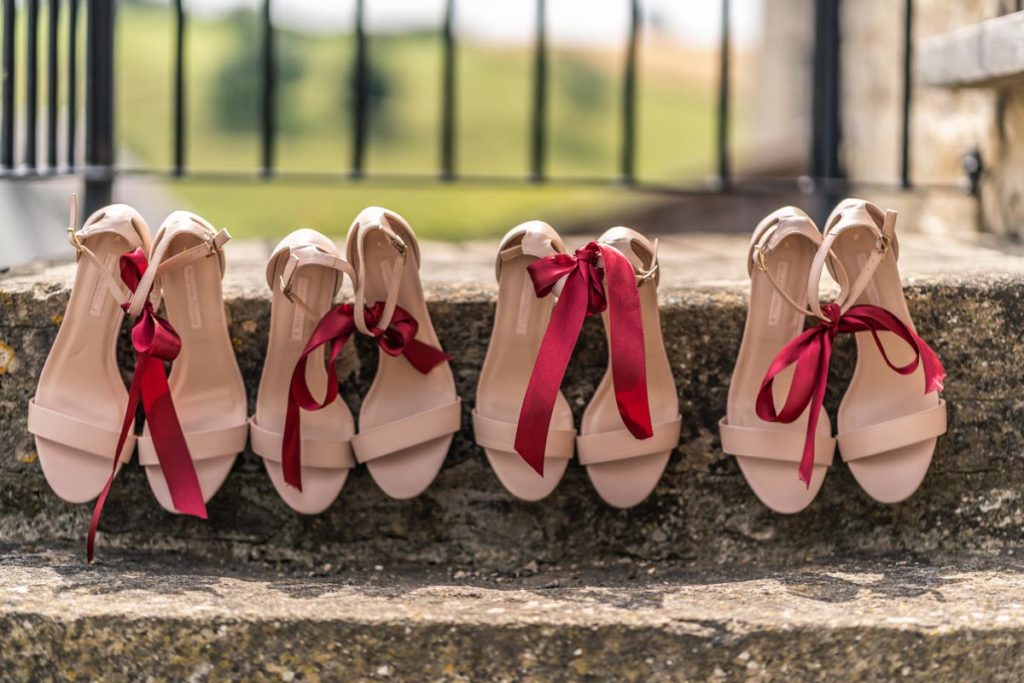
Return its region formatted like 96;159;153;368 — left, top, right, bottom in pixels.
918;12;1024;89
3;546;1024;681
1;233;1024;568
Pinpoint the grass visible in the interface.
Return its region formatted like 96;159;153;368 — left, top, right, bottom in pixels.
104;3;733;240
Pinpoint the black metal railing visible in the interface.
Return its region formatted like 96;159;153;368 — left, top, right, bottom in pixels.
1;0;85;179
1;0;928;218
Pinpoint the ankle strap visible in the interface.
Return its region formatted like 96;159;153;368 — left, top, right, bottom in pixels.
278;244;357;321
153;228;230;279
749;210;846;320
67;195;139;306
596;227;661;290
495;220;567;282
126;214;231;319
807;202;897;320
351;210;409;336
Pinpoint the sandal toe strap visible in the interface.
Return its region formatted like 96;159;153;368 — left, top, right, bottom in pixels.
576;415;681;466
138;421;249;466
838;400;947;462
352;398;462;464
718;417;835;466
249;417;354;470
472;411;575;460
27;398;135;460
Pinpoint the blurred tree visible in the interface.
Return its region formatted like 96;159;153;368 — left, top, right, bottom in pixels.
211;10;307;134
560;56;606;111
649;10;670;34
341;53;396;139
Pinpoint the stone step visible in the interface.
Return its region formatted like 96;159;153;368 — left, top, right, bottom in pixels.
1;232;1022;568
2;545;1023;681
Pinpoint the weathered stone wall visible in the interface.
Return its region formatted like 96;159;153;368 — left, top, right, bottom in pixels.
2;234;1023;570
751;1;814;170
982;88;1024;237
847;1;1024;237
755;1;1022;238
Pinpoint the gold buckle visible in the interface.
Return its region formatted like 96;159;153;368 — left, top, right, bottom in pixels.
279;275;295;303
876;233;891;257
637;263;658;285
755;245;769;272
67;227;86;254
387;231;407;257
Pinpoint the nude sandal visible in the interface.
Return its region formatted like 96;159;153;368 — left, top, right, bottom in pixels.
31;199;224;560
250;229;358;514
812;199;946;502
345;207;459;499
578;228;681;508
127;211;247;512
28;199;153;504
473;221;576;501
512;227;678;508
718;208;840;513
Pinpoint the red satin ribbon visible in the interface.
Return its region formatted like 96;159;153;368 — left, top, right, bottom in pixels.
282;302;451;490
87;248;207;563
514;242;653;475
755;302;945;487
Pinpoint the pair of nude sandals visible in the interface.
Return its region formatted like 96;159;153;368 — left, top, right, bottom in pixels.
720;199;947;513
473;221;682;508
29;203;458;559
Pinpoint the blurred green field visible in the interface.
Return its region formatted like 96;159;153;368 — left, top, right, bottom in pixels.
109;3;727;240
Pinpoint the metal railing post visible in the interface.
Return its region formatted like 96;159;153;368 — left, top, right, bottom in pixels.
529;0;547;182
173;0;186;176
260;0;275;177
351;0;367;177
810;0;843;224
716;0;732;190
1;0;15;170
68;0;79;167
439;0;456;180
900;0;913;189
621;0;640;184
84;0;116;214
26;0;40;170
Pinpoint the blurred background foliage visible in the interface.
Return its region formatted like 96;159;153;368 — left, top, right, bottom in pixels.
111;1;741;240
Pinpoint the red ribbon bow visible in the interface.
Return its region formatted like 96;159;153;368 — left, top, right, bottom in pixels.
87;248;207;563
282;302;451;490
755;302;946;487
514;242;653;475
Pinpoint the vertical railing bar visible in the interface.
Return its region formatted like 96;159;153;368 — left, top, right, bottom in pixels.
351;0;367;177
260;0;275;177
0;0;14;170
46;0;58;170
530;0;547;181
84;0;115;213
809;1;823;179
899;0;913;189
620;0;639;183
27;0;40;169
823;0;842;181
809;0;843;223
173;0;185;176
439;0;456;180
716;0;731;189
67;0;79;168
